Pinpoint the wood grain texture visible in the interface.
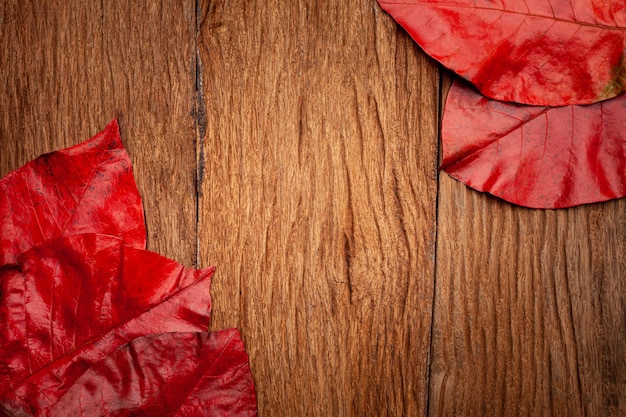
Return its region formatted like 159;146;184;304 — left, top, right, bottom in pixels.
430;79;626;417
1;1;624;416
197;1;439;415
0;0;198;265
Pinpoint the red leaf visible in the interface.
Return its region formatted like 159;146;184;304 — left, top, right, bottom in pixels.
46;329;257;416
0;234;215;416
0;119;146;267
441;80;626;208
377;0;626;105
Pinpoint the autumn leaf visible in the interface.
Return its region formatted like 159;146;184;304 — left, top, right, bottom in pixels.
0;234;215;416
46;329;257;416
441;80;626;208
0;119;146;267
378;0;626;106
0;119;258;415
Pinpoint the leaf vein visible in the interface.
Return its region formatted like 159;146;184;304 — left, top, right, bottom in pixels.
378;1;626;30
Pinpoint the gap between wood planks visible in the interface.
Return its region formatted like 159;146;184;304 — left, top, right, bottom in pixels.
424;66;448;417
194;0;207;268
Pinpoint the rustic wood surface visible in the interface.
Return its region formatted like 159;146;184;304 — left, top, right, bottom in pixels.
197;1;439;415
1;1;624;416
431;177;626;417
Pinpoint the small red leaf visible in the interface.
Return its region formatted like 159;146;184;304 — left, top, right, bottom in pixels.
0;234;215;416
441;80;626;208
0;119;146;267
47;329;257;416
378;0;626;105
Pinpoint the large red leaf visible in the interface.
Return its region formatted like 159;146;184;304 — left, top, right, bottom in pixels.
0;233;215;416
0;119;146;267
378;0;626;106
47;329;257;416
441;80;626;208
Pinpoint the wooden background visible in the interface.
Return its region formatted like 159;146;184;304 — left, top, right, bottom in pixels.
1;1;624;416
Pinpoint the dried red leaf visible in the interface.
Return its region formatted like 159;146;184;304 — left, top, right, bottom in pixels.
0;234;215;416
47;329;257;416
441;80;626;208
378;0;626;106
0;120;256;415
0;119;146;267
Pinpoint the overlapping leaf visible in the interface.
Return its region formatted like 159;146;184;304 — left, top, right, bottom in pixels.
378;0;626;105
0;121;258;415
0;119;146;267
47;329;257;416
0;233;215;415
441;80;626;208
0;120;256;417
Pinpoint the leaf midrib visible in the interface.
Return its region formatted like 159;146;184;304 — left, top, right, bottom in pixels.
443;106;551;169
379;1;626;32
58;144;110;235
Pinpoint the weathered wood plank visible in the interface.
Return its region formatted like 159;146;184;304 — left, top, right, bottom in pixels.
5;1;621;415
430;78;626;416
0;0;198;265
198;1;439;415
